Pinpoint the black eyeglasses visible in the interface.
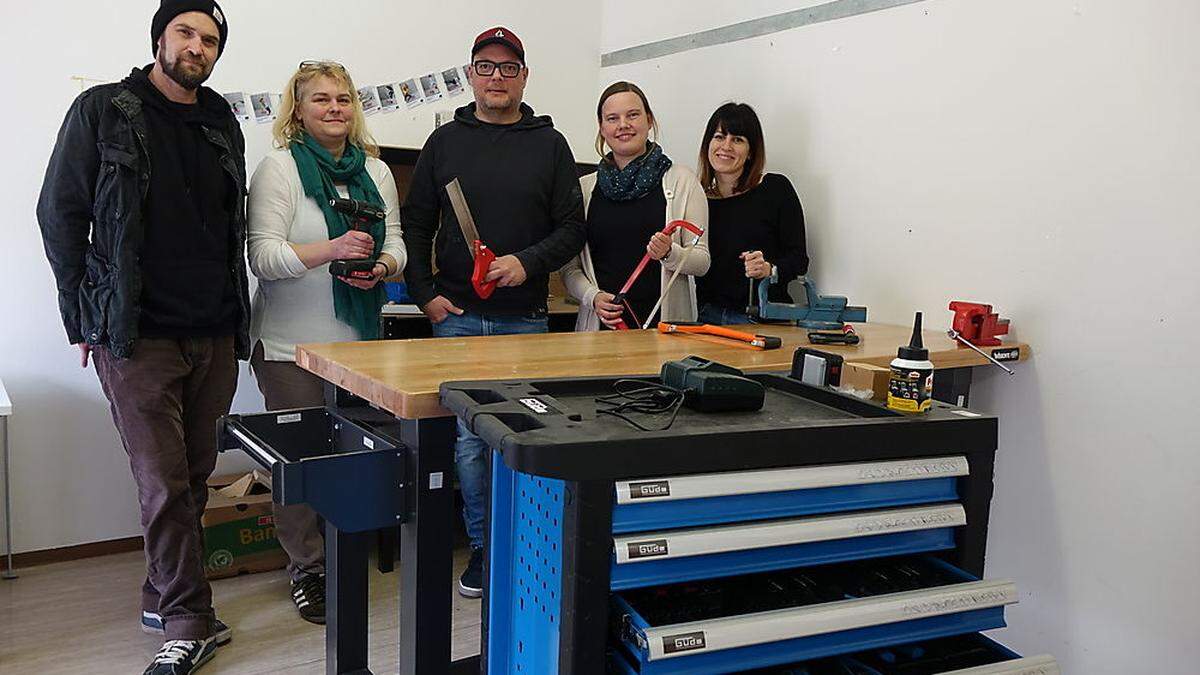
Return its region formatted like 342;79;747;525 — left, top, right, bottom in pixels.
299;60;346;70
472;60;524;78
294;61;351;100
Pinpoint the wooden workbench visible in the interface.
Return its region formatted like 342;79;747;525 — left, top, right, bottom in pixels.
297;322;1029;419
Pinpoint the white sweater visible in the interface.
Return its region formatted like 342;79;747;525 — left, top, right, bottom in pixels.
247;148;406;362
560;164;710;331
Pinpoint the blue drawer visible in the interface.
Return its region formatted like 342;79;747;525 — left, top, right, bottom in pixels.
611;504;965;590
613;457;968;534
612;556;1016;675
611;634;1059;674
219;407;405;533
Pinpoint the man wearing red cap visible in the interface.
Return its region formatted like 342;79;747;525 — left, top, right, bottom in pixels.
403;26;586;598
38;2;245;673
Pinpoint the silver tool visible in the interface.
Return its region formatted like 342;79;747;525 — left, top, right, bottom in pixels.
947;329;1015;375
445;178;480;256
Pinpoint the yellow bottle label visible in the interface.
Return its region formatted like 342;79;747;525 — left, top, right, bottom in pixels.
887;393;932;413
887;364;934;414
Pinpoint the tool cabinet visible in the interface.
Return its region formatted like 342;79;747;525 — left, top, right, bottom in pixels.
441;372;1057;674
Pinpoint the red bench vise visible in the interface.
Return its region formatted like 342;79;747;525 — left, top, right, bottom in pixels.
948;301;1010;346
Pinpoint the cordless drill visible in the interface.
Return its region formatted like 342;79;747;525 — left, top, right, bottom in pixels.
327;197;386;280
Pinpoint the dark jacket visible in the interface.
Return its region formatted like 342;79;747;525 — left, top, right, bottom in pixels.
402;102;586;315
37;70;251;359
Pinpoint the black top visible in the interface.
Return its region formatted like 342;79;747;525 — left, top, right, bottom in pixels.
402;102;587;315
587;185;666;328
697;173;807;311
126;67;239;337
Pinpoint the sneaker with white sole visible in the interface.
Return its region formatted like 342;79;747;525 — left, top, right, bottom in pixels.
142;637;216;675
457;547;483;599
141;613;231;646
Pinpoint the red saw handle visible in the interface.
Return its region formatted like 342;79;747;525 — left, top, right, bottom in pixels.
609;220;701;330
471;242;498;299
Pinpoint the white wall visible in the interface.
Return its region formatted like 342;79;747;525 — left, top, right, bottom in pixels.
5;0;1199;670
0;1;600;553
600;0;1199;672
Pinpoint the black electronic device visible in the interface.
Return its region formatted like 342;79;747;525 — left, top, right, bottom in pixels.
328;197;384;280
329;196;386;223
808;330;860;346
660;356;765;413
659;356;743;389
791;347;844;387
328;259;378;279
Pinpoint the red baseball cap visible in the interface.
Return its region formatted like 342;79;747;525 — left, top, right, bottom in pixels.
472;26;525;62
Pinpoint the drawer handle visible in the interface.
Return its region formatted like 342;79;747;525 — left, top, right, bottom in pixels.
228;426;279;468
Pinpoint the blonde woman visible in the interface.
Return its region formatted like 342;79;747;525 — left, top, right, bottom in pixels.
246;61;405;624
561;81;709;330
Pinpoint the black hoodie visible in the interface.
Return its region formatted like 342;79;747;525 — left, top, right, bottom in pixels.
124;65;239;337
402;102;586;315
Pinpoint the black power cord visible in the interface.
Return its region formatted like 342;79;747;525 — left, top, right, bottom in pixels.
595;379;686;432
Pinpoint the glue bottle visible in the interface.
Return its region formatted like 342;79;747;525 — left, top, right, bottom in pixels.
887;312;935;414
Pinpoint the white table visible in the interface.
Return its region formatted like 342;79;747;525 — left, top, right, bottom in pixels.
1;377;14;579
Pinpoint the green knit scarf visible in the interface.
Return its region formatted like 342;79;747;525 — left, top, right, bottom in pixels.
290;133;386;339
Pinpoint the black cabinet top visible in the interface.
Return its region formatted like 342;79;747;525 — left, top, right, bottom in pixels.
441;373;996;481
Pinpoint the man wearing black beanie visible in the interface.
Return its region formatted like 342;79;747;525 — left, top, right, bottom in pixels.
37;2;247;674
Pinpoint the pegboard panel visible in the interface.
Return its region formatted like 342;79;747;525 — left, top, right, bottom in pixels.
508;470;566;672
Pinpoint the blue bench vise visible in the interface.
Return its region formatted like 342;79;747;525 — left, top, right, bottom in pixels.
748;277;867;330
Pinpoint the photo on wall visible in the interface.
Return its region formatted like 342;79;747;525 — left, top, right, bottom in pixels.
377;83;399;112
223;92;250;121
420;73;444;102
442;67;464;97
358;85;381;115
399;78;423;109
250;92;275;124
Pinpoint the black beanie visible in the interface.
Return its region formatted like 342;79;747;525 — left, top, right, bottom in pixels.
151;0;229;57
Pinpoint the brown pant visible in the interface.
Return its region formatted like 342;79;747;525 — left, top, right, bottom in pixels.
249;342;326;582
94;336;238;641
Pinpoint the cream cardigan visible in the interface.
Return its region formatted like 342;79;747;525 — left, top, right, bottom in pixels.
247;149;406;361
561;164;710;331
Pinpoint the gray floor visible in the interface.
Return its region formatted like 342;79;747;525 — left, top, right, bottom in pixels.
0;547;482;674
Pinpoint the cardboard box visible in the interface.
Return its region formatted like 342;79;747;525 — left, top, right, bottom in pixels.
838;362;891;402
202;470;288;579
548;271;567;300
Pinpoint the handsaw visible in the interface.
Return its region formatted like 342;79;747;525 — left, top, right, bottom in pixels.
445;178;498;299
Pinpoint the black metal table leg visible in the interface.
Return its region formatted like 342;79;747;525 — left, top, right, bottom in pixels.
396;416;458;675
326;522;371;675
933;367;974;407
376;527;397;573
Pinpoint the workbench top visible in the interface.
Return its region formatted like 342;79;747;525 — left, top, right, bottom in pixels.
296;322;1029;420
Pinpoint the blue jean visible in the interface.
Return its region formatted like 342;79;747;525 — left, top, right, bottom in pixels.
430;310;549;549
697;303;754;326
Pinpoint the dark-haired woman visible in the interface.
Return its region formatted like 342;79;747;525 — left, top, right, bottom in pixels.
561;81;708;330
695;103;807;325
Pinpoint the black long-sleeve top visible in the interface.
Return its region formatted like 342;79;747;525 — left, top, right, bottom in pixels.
401;102;586;315
696;173;808;311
